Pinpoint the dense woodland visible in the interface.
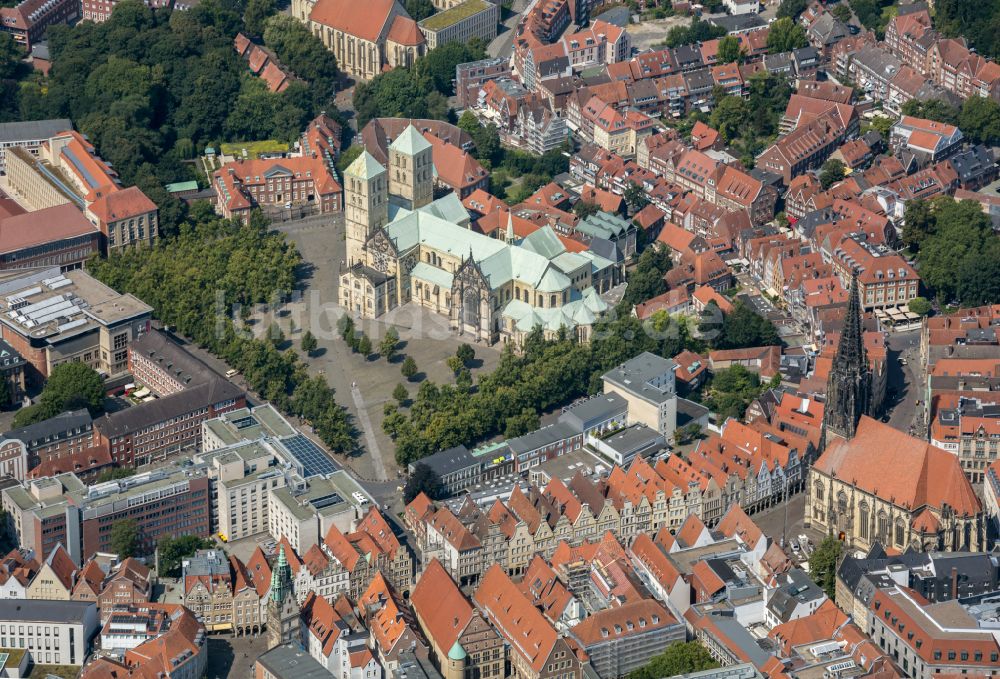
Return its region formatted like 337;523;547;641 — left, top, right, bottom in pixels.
0;0;340;234
932;0;1000;62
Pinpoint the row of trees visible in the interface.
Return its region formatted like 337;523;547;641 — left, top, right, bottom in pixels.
902;197;1000;307
386;288;780;466
88;206;355;454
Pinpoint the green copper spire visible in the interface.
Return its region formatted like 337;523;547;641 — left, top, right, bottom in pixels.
270;545;290;603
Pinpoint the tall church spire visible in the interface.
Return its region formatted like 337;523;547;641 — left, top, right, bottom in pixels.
824;275;872;444
270;545;290;603
267;545;299;648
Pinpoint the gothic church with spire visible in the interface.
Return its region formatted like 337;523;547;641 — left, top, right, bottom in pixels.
823;276;875;446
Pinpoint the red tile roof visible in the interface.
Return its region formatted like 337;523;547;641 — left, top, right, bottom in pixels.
387;15;424;46
0;203;97;253
308;0;398;42
412;559;475;653
814;416;981;516
88;186;157;224
570;598;676;646
474;564;561;673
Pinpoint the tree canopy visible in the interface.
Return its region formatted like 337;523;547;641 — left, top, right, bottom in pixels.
716;36;743;64
623;246;672;308
705;365;765;420
110;519;140;558
627;642;718;679
819;159;846;189
766;17;808;53
933;0;1000;60
403;462;446;503
13;362;106;428
709;73;792;167
810;536;843;599
404;0;436;21
849;0;895;34
88;207;354;453
663;19;725;48
354;41;485;126
387;309;704;466
6;0;344;235
158;535;215;576
709;301;781;350
902;197;1000;306
776;0;808;20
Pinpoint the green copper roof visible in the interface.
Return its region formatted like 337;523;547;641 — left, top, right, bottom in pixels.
520;226;565;260
389;124;432;156
417;192;469;225
410;262;454;289
345;149;386;180
448;642;467;661
270;545;290;603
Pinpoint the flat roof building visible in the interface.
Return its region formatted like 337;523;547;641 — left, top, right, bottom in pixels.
0;267;152;382
197;404;361;546
418;0;499;50
1;467;211;563
256;643;333;679
602;351;678;437
0;599;97;666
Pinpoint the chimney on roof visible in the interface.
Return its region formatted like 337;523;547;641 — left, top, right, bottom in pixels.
951;566;959;599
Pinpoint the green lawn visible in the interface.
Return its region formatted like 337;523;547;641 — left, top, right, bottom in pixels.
28;664;80;679
220;140;290;159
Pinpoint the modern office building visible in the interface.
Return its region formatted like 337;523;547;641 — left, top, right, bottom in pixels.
0;599;97;666
0;267;153;383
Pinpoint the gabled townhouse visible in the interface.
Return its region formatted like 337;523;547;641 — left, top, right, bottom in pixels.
561;20;630;70
358;572;423;673
301;590;354;673
473;565;585;679
884;8;937;76
890;116;964;166
324;507;414;599
0;548;37;599
26;543;76;600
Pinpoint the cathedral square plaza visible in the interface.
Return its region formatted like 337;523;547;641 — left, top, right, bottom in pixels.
271;210;504;483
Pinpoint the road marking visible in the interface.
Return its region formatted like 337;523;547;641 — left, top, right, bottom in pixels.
350;384;389;482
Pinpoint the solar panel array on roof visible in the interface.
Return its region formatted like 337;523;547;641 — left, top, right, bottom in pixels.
62;146;102;189
282;433;340;477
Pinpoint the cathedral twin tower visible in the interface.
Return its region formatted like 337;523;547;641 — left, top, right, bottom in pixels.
345;125;434;267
